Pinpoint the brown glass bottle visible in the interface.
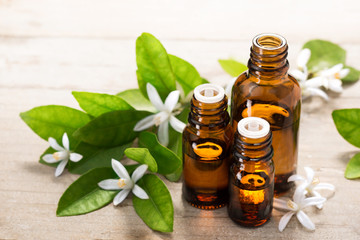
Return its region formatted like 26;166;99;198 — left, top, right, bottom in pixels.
182;84;232;209
231;33;301;193
228;117;274;227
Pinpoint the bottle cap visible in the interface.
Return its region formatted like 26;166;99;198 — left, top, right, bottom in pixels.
237;117;270;139
194;84;225;103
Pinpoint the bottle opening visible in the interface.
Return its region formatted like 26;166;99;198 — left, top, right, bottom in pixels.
237;117;270;139
194;84;225;103
253;33;286;50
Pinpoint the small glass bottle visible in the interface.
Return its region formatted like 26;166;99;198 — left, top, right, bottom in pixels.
228;117;274;227
231;33;301;193
182;84;232;209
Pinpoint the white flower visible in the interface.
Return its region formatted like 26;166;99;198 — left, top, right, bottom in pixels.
291;48;329;101
315;63;350;93
274;184;326;232
98;159;149;205
42;133;83;177
133;83;186;146
288;167;335;209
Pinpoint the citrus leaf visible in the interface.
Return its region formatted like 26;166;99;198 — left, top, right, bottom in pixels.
332;109;360;148
342;66;360;82
136;32;176;101
303;40;346;72
345;153;360;179
73;110;150;147
20;105;90;143
72;91;133;117
218;59;247;77
124;148;158;173
116;89;156;113
133;174;173;232
138;132;182;176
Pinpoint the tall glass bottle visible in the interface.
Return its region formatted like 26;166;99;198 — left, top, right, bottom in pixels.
231;33;301;193
228;117;274;227
182;84;232;209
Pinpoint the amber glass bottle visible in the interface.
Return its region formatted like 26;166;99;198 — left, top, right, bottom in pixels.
231;33;301;193
228;117;274;227
182;84;232;209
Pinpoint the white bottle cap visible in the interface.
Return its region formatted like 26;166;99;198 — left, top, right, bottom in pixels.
194;84;225;103
237;117;270;139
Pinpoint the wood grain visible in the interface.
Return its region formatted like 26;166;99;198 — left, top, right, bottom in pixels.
0;0;359;239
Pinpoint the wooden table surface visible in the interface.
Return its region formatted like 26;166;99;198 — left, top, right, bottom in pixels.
1;0;360;239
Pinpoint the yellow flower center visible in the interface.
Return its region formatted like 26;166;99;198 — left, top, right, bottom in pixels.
117;179;126;188
335;73;341;79
312;177;320;186
53;152;62;160
287;200;296;210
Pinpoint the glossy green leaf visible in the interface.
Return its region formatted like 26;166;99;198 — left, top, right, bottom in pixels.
136;32;176;101
332;109;360;148
57;166;138;216
116;89;156;112
67;142;132;174
133;174;173;232
73;110;150;147
218;59;247;77
124;148;158;172
303;40;346;72
20;105;90;143
169;54;207;95
72;91;133;117
138;132;181;176
342;66;360;82
345;153;360;179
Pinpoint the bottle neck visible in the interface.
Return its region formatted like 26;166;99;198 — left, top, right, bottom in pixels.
233;131;273;162
248;33;289;79
188;95;229;130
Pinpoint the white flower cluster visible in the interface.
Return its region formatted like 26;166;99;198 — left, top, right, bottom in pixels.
274;167;335;232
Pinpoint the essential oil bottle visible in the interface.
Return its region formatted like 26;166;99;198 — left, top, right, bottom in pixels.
228;117;274;227
182;84;232;209
230;33;301;193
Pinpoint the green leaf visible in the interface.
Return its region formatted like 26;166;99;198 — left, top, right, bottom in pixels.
116;89;156;112
72;91;133;117
342;66;360;82
169;54;207;95
133;174;173;232
67;142;132;174
138;132;181;176
20;105;90;143
124;148;158;173
303;40;346;72
218;59;247;77
57;166;138;216
345;153;360;179
73;110;150;147
136;32;176;101
332;109;360;148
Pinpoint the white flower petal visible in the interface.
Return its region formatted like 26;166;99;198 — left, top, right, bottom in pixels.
48;137;64;151
304;87;329;101
301;196;326;208
170;116;186;133
273;198;291;211
304;167;315;183
132;184;149;199
296;210;315;231
53;151;69;162
147;83;165;111
98;179;121;190
339;68;350;78
312;191;324;209
62;133;70;151
278;211;295;232
164;90;180;112
297;48;311;69
291;69;307;82
327;63;344;75
112;159;130;179
42;154;59;163
157;121;169;146
328;78;343;92
305;77;326;88
70;153;83;162
314;183;335;191
287;174;305;182
133;114;156;131
55;159;68;177
113;189;130;206
293;184;307;203
131;164;148;183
